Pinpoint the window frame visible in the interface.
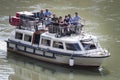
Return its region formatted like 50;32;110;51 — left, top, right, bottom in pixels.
65;43;81;51
41;38;51;47
80;39;97;50
24;34;32;42
15;32;23;40
52;41;64;49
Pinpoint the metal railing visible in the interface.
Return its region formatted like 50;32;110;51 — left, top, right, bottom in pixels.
48;23;84;37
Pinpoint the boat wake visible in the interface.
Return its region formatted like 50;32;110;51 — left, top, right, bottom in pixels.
0;41;7;59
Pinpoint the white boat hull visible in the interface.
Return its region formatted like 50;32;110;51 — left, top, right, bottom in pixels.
7;42;104;67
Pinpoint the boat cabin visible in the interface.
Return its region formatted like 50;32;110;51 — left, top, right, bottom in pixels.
39;32;98;52
13;28;98;53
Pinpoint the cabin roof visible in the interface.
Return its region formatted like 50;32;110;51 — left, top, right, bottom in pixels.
15;29;34;35
41;32;97;43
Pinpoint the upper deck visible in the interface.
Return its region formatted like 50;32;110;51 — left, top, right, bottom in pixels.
41;30;97;43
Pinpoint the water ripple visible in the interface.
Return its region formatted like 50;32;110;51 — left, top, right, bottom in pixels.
29;3;101;12
29;3;47;11
0;41;7;59
0;16;9;21
0;64;14;80
93;0;105;3
85;20;99;26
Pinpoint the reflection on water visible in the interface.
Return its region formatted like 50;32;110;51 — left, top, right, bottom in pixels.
0;63;14;80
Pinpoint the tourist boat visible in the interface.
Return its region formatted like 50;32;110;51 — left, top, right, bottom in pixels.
6;11;110;67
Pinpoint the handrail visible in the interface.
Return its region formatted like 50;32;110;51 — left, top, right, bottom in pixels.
48;23;84;37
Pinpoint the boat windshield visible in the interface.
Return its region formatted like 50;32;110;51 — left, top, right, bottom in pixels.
80;39;96;50
65;43;81;51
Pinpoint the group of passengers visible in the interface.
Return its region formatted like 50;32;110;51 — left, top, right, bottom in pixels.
36;9;82;27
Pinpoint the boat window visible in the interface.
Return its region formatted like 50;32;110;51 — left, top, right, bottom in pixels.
53;41;64;49
24;34;32;42
41;38;51;46
15;32;23;40
65;43;81;51
80;39;96;50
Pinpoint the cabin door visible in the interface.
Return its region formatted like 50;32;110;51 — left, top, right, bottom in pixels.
33;32;41;45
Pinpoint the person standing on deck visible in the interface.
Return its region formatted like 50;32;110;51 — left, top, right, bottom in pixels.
44;9;52;26
71;12;82;33
63;15;69;26
67;14;73;25
58;16;64;26
51;14;58;22
39;10;45;22
44;9;52;17
72;12;81;25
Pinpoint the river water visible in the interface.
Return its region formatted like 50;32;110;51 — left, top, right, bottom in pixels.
0;0;120;80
